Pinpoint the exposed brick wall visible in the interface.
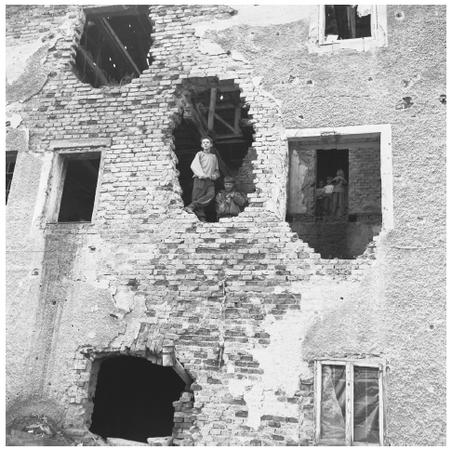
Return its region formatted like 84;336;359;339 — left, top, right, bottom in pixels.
348;142;381;214
6;4;446;447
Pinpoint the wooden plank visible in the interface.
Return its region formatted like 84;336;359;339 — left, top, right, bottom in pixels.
347;6;356;38
188;104;209;135
173;360;192;388
234;105;241;133
378;365;384;445
96;17;140;76
314;361;322;444
78;46;109;85
84;5;138;17
214;133;244;140
214;112;237;134
345;362;353;446
207;87;217;131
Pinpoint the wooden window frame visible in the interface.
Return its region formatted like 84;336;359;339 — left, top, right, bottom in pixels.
308;5;387;53
314;359;386;446
6;151;18;204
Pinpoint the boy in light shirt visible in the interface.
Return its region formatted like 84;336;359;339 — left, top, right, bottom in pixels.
184;136;220;221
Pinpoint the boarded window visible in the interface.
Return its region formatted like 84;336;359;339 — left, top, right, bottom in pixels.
315;360;384;446
58;153;101;222
6;151;17;203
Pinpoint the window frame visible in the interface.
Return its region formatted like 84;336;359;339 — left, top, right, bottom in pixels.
47;149;104;224
309;5;387;53
6;151;18;204
314;358;386;446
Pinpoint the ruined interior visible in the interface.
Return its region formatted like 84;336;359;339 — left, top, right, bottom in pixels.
89;356;185;443
325;5;371;40
287;133;382;259
174;77;255;221
73;5;152;87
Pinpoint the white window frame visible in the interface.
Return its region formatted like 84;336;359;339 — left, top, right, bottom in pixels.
314;359;386;446
47;149;104;224
308;5;388;53
286;124;394;233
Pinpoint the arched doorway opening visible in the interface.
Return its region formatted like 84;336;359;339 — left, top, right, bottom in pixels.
89;355;186;443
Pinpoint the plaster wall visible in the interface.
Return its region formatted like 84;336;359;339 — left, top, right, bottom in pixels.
5;5;446;446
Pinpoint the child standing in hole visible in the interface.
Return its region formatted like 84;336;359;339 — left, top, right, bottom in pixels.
332;169;348;218
184;136;220;222
323;176;335;216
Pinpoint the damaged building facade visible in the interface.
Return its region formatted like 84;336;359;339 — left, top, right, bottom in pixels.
5;4;446;446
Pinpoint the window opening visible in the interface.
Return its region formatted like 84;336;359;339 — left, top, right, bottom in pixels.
174;77;255;222
287;133;382;259
58;153;100;222
325;5;371;41
315;360;384;446
6;151;17;204
89;356;186;443
73;5;152;88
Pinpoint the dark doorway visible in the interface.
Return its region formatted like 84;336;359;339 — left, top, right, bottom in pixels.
325;5;372;40
89;356;185;443
316;148;349;187
58;154;100;222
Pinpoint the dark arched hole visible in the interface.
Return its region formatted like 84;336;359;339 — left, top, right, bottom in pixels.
89;356;185;443
173;77;255;222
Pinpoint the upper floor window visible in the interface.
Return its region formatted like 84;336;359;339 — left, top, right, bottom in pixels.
324;5;371;41
6;151;17;204
314;359;385;446
309;5;387;53
73;5;152;88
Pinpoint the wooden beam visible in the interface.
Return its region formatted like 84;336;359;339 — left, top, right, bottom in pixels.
198;102;236;111
84;5;138;17
214;112;237;135
234;105;241;133
78;46;109;85
190;104;209;135
207;87;217;131
95;17;140;76
173;360;192;389
347;6;356;38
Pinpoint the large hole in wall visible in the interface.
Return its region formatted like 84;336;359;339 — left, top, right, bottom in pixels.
286;133;382;259
73;5;152;88
173;77;256;222
89;355;185;443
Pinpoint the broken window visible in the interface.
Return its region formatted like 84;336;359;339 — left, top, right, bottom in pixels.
287;133;382;259
73;6;152;88
324;5;371;41
174;77;255;222
315;360;384;446
57;152;101;222
89;356;186;443
6;151;17;204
